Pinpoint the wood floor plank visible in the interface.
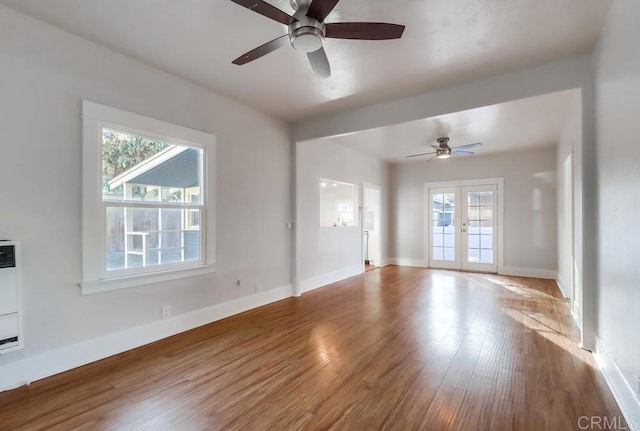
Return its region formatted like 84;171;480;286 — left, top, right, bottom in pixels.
0;267;626;430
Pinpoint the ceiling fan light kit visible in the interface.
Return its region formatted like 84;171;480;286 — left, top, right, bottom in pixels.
230;0;405;78
406;137;483;161
289;14;325;53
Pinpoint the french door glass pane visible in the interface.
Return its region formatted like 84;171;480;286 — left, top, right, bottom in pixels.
480;192;493;206
481;249;493;263
468;192;480;206
467;190;494;265
433;247;444;260
468;248;480;263
432;193;455;261
444;248;455;261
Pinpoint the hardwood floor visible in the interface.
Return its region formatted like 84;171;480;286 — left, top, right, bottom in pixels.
0;266;625;430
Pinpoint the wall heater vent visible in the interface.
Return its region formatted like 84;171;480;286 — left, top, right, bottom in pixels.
0;241;22;353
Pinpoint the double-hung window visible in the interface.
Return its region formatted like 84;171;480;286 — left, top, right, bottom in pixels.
81;101;215;294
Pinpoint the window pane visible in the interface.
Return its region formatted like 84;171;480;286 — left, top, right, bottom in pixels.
481;207;493;221
468;221;480;234
444;248;455;261
481;249;493;264
444;234;455;247
433;233;444;247
443;225;456;234
468;192;480;206
433;247;444;260
468;248;480;263
479;220;492;228
480;192;494;206
106;207;125;271
102;128;202;204
101;128;204;272
106;206;201;271
481;235;493;249
468;234;480;248
432;193;454;227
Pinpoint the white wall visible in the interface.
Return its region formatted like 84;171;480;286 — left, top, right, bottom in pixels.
592;0;640;419
0;6;291;384
296;140;389;292
390;147;558;274
556;93;583;317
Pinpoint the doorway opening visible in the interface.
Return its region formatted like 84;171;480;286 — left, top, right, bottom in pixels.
363;183;381;271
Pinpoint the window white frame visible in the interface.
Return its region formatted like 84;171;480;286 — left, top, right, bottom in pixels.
81;101;216;294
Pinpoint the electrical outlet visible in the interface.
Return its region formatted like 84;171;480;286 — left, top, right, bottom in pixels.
161;305;171;320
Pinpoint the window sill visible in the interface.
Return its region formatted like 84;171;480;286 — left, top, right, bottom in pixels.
79;264;216;295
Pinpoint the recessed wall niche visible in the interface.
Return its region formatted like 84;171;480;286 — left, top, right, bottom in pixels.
319;179;358;227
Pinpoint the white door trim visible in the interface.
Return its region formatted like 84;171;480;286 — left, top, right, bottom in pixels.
563;154;579;322
424;177;504;273
362;182;382;267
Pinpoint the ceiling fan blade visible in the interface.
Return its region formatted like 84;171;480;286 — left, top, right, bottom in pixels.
451;150;474;156
230;0;296;25
306;0;340;22
452;142;482;150
307;47;331;79
430;144;441;150
325;22;405;40
406;151;436;158
232;35;289;65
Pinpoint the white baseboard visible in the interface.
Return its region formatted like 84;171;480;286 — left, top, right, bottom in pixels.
594;337;640;428
499;266;557;279
386;258;428;268
386;260;555;279
0;285;292;393
380;258;393;267
300;265;363;293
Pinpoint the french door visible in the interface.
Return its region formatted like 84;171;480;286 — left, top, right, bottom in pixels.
428;184;498;272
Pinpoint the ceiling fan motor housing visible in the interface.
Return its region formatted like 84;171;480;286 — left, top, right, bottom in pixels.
289;16;325;52
437;137;450;146
436;137;451;158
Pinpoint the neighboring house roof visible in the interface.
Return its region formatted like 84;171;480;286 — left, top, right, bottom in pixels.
108;145;200;190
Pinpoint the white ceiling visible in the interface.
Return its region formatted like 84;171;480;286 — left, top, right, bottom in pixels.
321;90;580;163
0;0;610;122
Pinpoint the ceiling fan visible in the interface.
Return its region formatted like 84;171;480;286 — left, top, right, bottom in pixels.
230;0;405;78
406;137;483;160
